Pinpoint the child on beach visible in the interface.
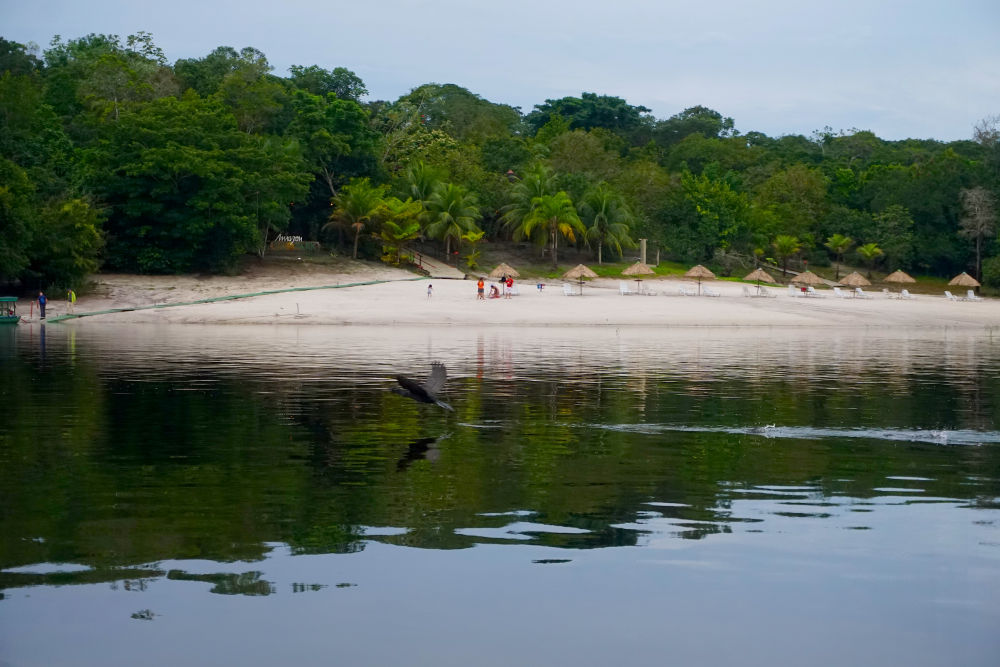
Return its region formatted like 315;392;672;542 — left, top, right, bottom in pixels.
427;284;433;298
477;278;485;300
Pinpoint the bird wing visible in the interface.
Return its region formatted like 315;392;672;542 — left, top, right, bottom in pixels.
422;362;447;395
396;376;430;402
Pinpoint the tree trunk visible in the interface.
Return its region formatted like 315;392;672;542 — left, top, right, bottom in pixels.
551;228;558;267
597;243;603;265
976;236;982;280
353;227;360;259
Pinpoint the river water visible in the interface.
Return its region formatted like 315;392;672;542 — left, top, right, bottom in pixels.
1;324;998;666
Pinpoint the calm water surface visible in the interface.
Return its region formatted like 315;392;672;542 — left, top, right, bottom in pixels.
1;324;999;666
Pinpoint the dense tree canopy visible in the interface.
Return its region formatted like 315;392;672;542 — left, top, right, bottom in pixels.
1;31;997;289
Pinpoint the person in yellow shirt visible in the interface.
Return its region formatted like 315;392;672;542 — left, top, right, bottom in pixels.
67;288;76;314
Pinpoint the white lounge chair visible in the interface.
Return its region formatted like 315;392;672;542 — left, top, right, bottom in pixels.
806;286;823;298
619;281;633;296
788;285;800;298
742;286;752;297
882;288;896;299
900;289;915;300
944;290;963;301
854;287;873;299
833;287;847;298
967;290;984;302
679;287;696;296
703;287;721;297
759;286;776;298
563;283;576;296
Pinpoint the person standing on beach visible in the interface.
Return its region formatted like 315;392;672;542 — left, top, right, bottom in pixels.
477;278;485;300
427;284;433;298
505;276;513;299
67;288;76;314
38;291;47;319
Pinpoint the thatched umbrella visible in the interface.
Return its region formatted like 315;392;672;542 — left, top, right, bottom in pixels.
791;270;825;285
949;272;980;288
562;263;598;295
488;262;520;281
623;261;656;293
840;271;871;287
884;270;916;285
744;267;775;295
684;264;716;296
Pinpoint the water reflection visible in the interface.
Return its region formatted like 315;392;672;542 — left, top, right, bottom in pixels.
1;324;999;665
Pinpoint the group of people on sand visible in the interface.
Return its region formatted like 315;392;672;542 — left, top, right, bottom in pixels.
476;275;514;300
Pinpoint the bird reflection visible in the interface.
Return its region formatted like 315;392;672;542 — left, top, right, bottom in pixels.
396;435;444;471
391;361;453;410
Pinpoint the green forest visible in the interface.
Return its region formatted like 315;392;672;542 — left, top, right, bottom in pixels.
1;32;998;290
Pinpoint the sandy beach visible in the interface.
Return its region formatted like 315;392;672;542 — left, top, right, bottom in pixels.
28;261;1000;329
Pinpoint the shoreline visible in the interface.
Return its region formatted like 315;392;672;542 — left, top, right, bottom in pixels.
14;267;999;330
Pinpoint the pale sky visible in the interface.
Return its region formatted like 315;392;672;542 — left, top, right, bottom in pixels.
3;0;998;140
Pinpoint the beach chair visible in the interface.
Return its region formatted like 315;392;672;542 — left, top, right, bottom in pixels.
759;286;776;298
967;290;984;302
882;288;896;299
944;290;962;301
787;285;800;298
742;286;752;297
900;289;914;300
679;287;696;296
806;286;823;298
619;281;633;296
563;283;576;296
854;287;873;299
833;287;847;298
703;287;721;297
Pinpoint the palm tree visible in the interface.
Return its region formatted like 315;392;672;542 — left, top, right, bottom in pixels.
856;242;884;278
501;163;557;238
772;235;801;279
824;233;854;280
377;197;423;264
424;183;482;259
518;191;585;267
325;177;387;259
578;183;636;264
403;161;445;203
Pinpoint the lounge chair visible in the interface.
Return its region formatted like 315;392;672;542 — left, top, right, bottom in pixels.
742;285;752;297
967;290;984;302
854;287;873;299
759;286;776;298
703;287;721;297
563;283;577;296
679;287;696;296
944;290;963;301
900;289;915;300
619;281;633;296
882;288;897;299
833;287;847;298
806;286;823;298
788;285;800;298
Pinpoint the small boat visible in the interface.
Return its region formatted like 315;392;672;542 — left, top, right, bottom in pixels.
0;297;21;324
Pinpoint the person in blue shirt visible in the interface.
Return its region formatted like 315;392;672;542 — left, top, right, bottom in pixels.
38;291;47;320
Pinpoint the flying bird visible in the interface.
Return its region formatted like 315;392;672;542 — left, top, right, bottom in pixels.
391;361;453;411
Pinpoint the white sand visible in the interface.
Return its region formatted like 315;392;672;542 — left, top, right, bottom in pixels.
54;270;1000;329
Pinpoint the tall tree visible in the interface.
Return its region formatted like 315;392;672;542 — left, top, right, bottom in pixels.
578;183;635;264
958;187;997;280
423;183;481;258
823;234;854;280
772;235;801;279
517;191;584;267
326;178;387;259
856;242;884;278
289;65;367;101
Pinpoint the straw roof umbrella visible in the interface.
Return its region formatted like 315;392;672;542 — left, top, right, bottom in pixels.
791;270;825;286
840;271;871;287
949;272;981;288
623;261;655;293
743;267;775;295
684;264;716;296
488;262;520;279
884;270;915;284
562;263;598;295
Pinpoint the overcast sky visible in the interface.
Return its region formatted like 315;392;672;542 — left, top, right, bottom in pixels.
4;0;998;140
